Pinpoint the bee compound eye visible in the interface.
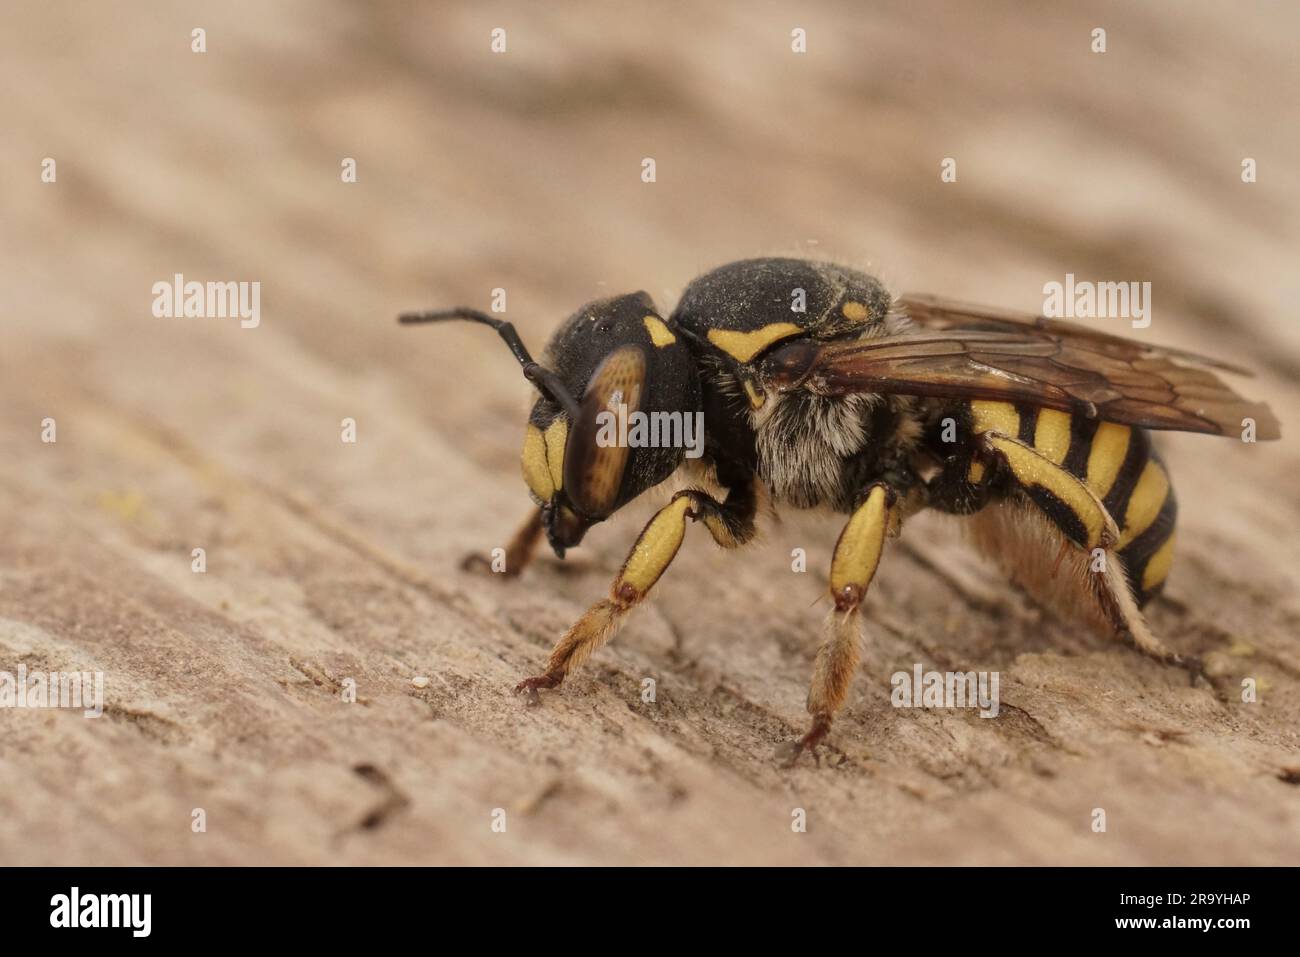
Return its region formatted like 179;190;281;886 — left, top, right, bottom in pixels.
564;346;645;517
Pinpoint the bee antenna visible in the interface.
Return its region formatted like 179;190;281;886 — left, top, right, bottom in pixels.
399;308;581;420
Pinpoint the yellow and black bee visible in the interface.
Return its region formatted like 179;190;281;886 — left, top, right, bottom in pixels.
401;257;1280;763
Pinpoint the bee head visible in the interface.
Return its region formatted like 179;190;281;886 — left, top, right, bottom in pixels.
401;292;701;558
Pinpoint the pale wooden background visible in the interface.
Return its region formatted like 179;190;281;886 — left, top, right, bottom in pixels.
1;0;1297;865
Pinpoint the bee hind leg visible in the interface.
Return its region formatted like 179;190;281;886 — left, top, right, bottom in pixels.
984;431;1201;681
1091;544;1203;684
965;489;1202;686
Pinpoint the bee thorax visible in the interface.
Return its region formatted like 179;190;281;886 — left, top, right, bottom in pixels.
753;389;911;511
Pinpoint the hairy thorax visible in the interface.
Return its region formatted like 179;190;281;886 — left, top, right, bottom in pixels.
701;303;922;514
751;389;920;513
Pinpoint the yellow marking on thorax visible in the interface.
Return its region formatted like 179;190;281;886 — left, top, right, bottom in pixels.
841;301;870;322
707;322;802;363
830;486;889;594
620;496;692;595
1085;422;1130;497
1141;532;1177;592
986;434;1115;549
1117;460;1169;549
967;460;986;483
1033;408;1072;465
970;400;1020;437
643;315;676;347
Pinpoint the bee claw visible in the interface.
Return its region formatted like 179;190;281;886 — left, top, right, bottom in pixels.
460;552;490;572
460;552;520;578
779;716;831;768
514;673;561;705
1177;654;1207;687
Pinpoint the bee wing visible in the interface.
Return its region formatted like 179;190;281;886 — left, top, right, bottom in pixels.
896;293;1254;375
759;296;1280;439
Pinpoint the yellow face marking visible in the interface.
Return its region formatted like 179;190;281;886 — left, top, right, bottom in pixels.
830;485;889;594
543;418;568;492
642;315;677;347
522;419;569;500
1117;460;1169;549
987;434;1114;549
841;301;870;322
521;424;554;501
707;323;802;363
1141;533;1177;592
1085;422;1131;497
967;459;986;484
970;400;1020;438
619;496;692;595
1033;408;1072;465
741;378;766;410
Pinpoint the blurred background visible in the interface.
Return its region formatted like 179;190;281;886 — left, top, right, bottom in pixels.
1;1;1296;865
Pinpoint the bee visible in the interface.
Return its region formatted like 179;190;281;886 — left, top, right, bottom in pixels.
401;257;1280;763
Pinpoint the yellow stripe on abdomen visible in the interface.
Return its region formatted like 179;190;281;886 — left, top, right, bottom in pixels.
1085;422;1131;497
1141;532;1177;593
1033;408;1072;465
1117;460;1170;549
970;400;1020;437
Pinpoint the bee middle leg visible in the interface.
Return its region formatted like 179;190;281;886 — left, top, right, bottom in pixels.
515;482;757;699
783;483;897;767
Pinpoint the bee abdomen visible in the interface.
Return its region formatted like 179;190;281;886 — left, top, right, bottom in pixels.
1090;423;1178;606
972;401;1179;605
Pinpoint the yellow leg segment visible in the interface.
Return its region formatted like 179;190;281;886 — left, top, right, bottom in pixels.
982;432;1118;550
786;484;894;765
515;489;748;698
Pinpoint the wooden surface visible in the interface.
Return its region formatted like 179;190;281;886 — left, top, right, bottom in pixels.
1;0;1298;865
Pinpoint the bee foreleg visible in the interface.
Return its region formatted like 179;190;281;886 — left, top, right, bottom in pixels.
783;483;895;767
515;485;755;700
461;509;544;578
